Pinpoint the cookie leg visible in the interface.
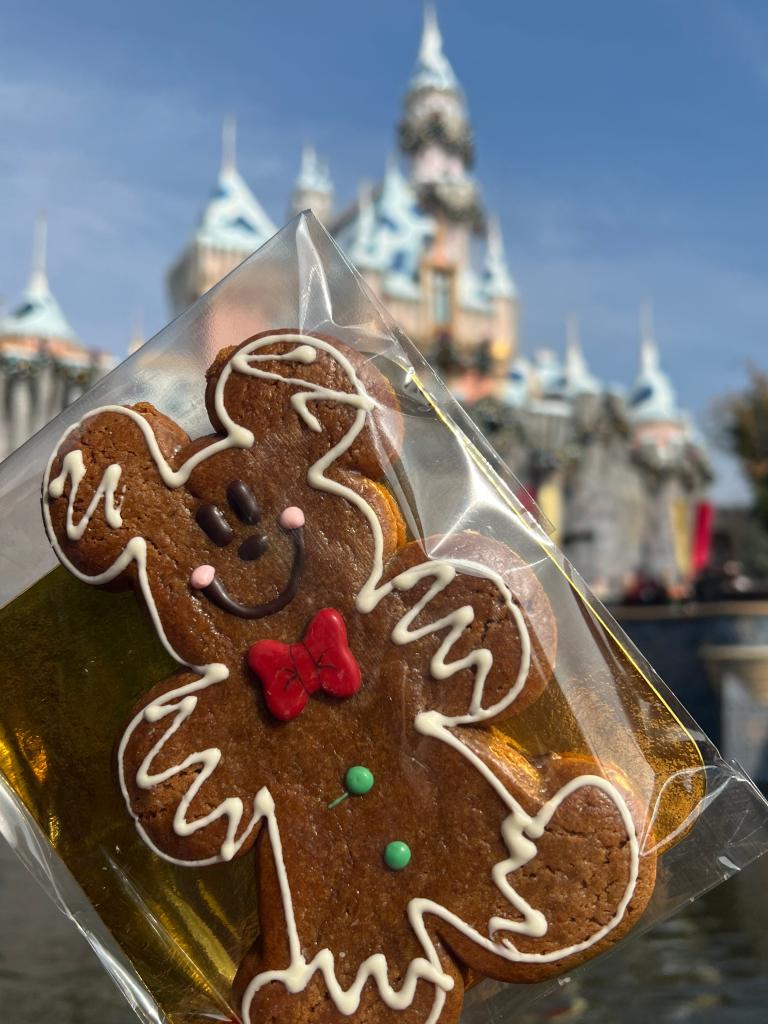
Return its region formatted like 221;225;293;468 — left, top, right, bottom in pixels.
233;831;467;1024
233;947;466;1024
435;750;657;984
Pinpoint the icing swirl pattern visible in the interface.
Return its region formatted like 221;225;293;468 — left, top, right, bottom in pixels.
43;333;642;1024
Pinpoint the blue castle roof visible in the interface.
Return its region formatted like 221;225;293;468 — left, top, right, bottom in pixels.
0;217;76;342
483;217;517;301
194;118;276;254
336;158;516;312
629;338;681;423
335;159;434;298
408;4;460;94
562;317;601;397
294;144;332;195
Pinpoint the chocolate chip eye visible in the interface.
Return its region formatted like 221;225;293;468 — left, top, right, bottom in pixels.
196;503;234;547
238;534;268;561
227;480;261;525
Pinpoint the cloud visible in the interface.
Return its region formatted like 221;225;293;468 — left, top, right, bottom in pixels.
495;182;767;389
0;24;760;508
0;67;288;352
490;182;765;506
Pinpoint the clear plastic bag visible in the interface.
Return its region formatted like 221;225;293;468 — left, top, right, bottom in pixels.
0;212;766;1024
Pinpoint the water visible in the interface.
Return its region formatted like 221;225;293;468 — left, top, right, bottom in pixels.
1;839;766;1023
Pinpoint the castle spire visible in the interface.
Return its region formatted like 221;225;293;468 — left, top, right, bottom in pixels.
630;302;680;422
399;5;479;223
289;142;333;224
639;299;660;374
483;216;516;299
381;154;407;205
566;312;581;357
29;211;49;293
128;309;145;355
0;215;76;341
419;6;443;68
221;114;237;175
564;314;600;396
410;4;458;93
295;142;332;194
166;121;277;315
300;142;317;182
346;181;378;269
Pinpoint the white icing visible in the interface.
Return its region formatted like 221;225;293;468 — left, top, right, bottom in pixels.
48;451;124;538
42;333;641;1023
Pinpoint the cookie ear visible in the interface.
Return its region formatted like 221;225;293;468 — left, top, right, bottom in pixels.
205;331;403;483
44;403;190;586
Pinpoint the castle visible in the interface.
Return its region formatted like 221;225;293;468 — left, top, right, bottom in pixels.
0;216;113;462
0;6;709;601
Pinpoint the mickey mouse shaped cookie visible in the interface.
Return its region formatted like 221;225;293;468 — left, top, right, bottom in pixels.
43;331;656;1024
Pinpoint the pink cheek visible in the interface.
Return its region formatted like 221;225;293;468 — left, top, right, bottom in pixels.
280;506;306;530
190;564;216;590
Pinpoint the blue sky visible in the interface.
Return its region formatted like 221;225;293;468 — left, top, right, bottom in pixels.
1;0;766;501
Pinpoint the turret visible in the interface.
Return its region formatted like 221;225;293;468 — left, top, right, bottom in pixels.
628;303;681;426
483;217;515;300
0;214;77;344
167;117;277;315
563;315;601;398
0;216;108;458
128;310;146;355
329;5;515;377
345;182;379;271
482;217;518;370
289;144;333;225
398;5;482;228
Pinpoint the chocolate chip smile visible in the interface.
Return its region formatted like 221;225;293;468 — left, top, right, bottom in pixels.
199;525;304;620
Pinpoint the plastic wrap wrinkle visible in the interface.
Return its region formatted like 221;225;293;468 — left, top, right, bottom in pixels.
0;773;166;1024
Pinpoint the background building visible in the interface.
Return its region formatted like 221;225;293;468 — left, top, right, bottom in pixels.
469;312;710;601
168;5;518;379
167;117;278;316
0;5;709;603
0;216;112;462
163;5;709;603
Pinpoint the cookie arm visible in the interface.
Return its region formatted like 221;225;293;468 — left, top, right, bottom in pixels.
118;668;265;866
376;533;557;724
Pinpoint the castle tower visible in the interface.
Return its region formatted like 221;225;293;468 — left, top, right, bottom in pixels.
167;117;277;316
288;144;333;226
482;216;518;368
387;6;517;374
628;304;683;437
326;6;517;374
0;215;108;459
127;310;146;355
398;4;482;231
0;215;77;347
345;182;379;272
628;304;705;592
563;314;601;399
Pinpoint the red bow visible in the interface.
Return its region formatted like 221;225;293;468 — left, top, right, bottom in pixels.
248;608;362;722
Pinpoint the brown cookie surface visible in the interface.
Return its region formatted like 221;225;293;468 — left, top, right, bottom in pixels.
43;330;657;1024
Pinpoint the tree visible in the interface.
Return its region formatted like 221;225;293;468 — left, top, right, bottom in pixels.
721;367;768;529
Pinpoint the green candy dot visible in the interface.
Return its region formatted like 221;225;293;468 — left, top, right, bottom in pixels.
345;765;374;796
384;840;411;871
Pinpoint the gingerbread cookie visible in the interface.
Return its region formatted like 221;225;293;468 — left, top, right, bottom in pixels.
43;330;656;1024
